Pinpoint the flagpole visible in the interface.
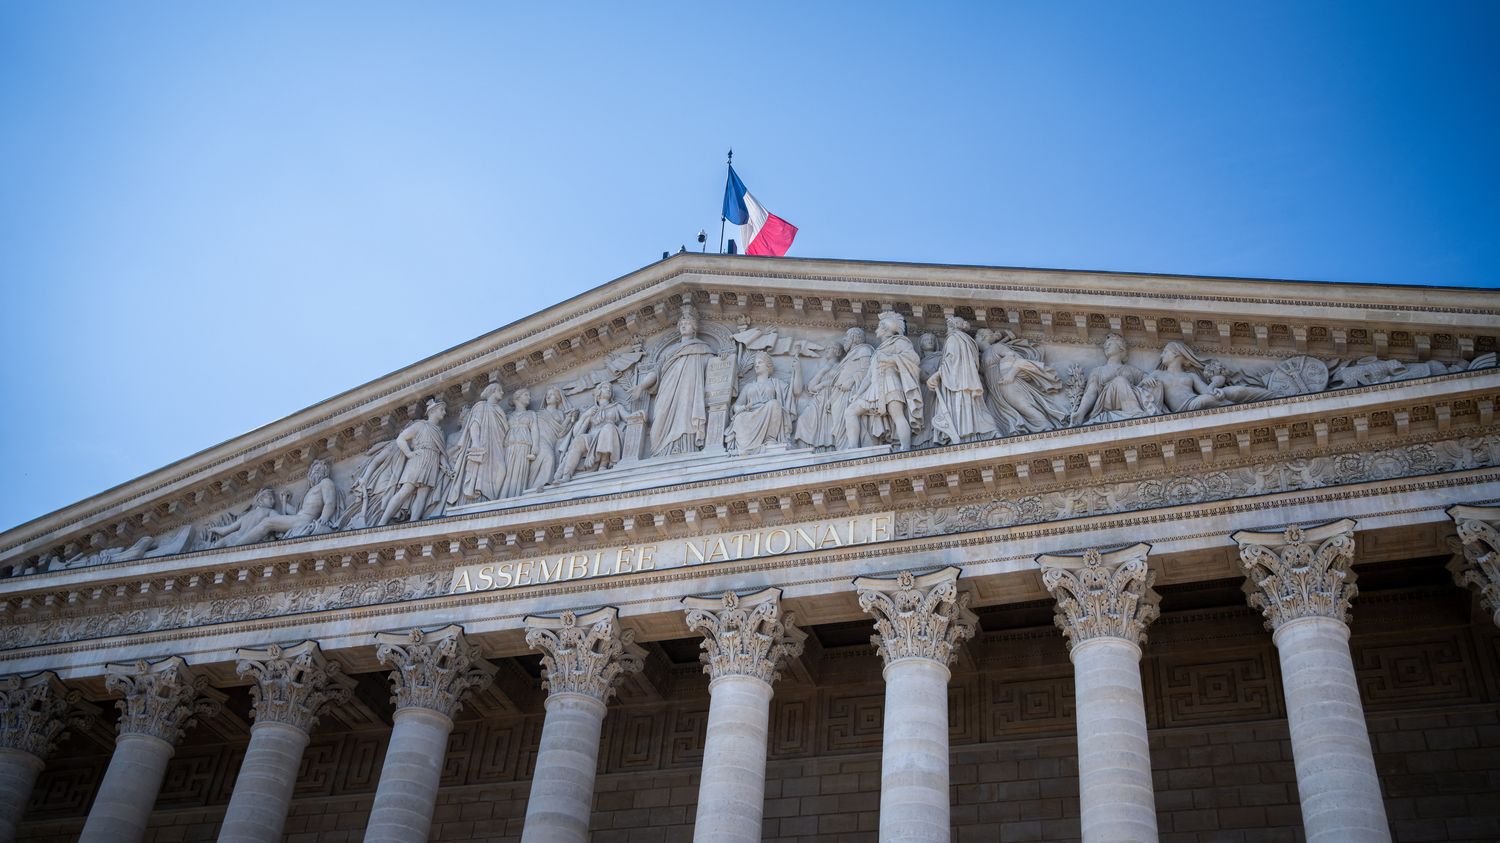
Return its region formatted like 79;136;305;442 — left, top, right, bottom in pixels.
718;148;732;254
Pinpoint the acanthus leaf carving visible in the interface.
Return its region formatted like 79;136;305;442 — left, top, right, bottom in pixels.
0;671;97;759
236;640;356;732
1234;519;1359;630
856;567;977;668
105;656;223;745
1447;504;1500;627
524;607;645;702
683;588;806;684
374;625;495;719
1038;543;1160;649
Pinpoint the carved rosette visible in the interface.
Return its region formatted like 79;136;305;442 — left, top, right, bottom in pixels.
1234;519;1359;631
0;671;97;759
1037;543;1161;649
105;657;223;745
374;625;496;719
1448;505;1500;626
524;607;646;702
683;588;807;685
856;567;978;669
236;641;357;732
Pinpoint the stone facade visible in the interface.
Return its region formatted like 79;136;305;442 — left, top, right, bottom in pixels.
2;255;1499;841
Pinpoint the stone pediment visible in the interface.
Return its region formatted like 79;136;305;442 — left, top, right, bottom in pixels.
3;254;1499;587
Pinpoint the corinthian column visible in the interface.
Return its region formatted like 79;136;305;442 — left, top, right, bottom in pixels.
79;658;223;843
1235;520;1390;843
683;589;806;843
218;641;355;843
0;672;96;843
856;567;977;843
1448;505;1500;628
365;626;496;843
1038;544;1161;843
521;607;645;843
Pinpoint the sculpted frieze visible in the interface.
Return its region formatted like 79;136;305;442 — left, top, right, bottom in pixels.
4;431;1496;654
9;302;1497;577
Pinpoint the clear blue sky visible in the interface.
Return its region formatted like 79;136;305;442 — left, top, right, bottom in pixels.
2;2;1497;532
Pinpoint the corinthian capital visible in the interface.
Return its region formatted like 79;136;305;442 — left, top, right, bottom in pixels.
683;588;807;685
236;641;357;732
1038;543;1160;649
0;671;98;759
375;625;496;719
105;657;224;745
856;567;977;669
1233;519;1358;631
524;607;645;702
1448;505;1500;627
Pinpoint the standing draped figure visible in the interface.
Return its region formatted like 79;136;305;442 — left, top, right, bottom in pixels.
499;389;539;499
927;316;999;444
848;311;924;451
632;305;713;458
827;327;875;450
916;333;942;445
528;387;576;491
447;383;509;507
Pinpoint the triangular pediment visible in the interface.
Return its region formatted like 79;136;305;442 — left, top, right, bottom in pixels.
3;254;1498;577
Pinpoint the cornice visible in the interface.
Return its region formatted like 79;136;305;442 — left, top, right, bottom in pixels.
5;255;1497;564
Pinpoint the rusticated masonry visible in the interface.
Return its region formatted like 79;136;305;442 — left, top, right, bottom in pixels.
684;587;807;684
1449;503;1500;627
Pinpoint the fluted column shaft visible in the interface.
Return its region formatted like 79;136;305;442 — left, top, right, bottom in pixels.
78;732;176;843
520;607;644;843
522;692;608;843
0;749;44;843
364;625;495;843
1072;637;1156;841
1274;616;1388;842
1236;520;1389;843
879;656;953;842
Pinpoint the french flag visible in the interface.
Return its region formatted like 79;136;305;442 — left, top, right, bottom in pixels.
723;165;798;257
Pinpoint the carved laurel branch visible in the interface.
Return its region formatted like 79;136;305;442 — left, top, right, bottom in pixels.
1234;520;1359;631
1448;506;1500;626
857;568;978;669
683;589;807;685
524;608;645;703
105;657;222;745
1039;545;1161;649
236;640;355;732
374;626;496;719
